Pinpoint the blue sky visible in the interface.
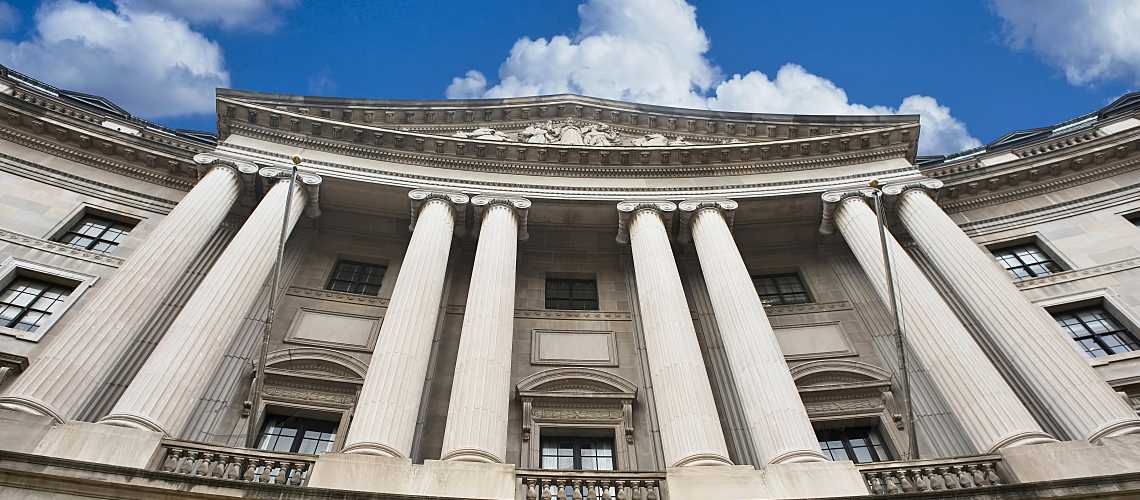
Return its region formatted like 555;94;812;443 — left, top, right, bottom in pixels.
0;0;1136;155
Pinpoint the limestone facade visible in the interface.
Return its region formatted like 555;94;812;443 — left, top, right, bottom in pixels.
0;63;1139;498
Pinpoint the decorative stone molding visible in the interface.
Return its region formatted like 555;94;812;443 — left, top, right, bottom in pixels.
615;201;675;244
765;300;852;316
259;166;323;218
192;152;259;175
882;178;943;198
818;188;875;235
286;286;390;307
1014;256;1140;290
0;227;124;267
471;194;530;240
677;198;737;244
408;189;469;233
263;347;368;379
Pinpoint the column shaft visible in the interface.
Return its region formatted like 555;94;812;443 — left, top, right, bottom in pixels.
628;207;731;467
344;198;460;457
0;166;242;421
440;203;519;463
689;207;825;464
833;196;1053;453
897;189;1140;441
100;179;307;435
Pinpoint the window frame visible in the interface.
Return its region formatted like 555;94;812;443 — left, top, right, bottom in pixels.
324;259;387;297
0;257;95;342
1037;291;1140;364
751;272;812;306
544;276;600;311
256;413;341;455
48;204;140;255
982;235;1069;281
815;425;893;464
1051;306;1140;359
539;434;617;471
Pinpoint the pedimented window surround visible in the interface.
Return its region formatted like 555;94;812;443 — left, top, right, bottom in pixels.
0;256;96;342
790;360;905;459
516;367;638;470
254;348;366;452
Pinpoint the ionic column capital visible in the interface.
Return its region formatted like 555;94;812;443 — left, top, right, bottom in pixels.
882;178;944;199
819;189;875;235
259;166;323;218
192;152;259;177
677;198;737;244
471;194;530;240
615;200;676;244
409;189;469;233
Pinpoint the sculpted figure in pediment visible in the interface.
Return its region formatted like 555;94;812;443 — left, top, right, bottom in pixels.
582;123;620;147
518;121;557;144
632;133;669;147
556;120;586;145
453;127;511;142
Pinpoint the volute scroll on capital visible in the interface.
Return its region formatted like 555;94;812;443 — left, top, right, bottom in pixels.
470;194;531;241
615;200;677;244
881;178;944;199
191;152;259;177
257;166;324;219
677;198;738;244
818;188;875;235
407;189;470;234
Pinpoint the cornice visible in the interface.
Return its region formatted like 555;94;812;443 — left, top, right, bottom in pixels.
219;141;920;199
0;123;196;191
217;91;919;144
959;182;1140;235
0;150;178;213
285;286;389;307
220;98;917;174
1014;256;1140;290
0;227;124;267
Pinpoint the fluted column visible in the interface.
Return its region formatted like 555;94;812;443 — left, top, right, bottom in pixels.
681;199;826;465
440;195;529;463
618;201;732;467
826;192;1054;453
99;171;318;435
0;158;248;421
343;190;469;457
892;182;1140;442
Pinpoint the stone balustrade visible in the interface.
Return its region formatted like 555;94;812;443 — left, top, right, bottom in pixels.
518;470;666;500
857;455;1004;495
155;440;315;487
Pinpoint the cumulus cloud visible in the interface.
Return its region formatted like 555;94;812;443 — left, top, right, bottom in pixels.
0;1;228;118
993;0;1140;86
446;0;980;155
114;0;298;32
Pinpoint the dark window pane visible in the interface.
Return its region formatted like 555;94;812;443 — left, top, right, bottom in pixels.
57;215;135;253
991;243;1061;279
539;435;617;471
0;278;73;332
1052;306;1140;359
815;426;891;464
325;260;386;296
753;273;810;306
546;278;599;310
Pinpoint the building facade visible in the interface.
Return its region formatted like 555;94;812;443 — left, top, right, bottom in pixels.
0;63;1139;498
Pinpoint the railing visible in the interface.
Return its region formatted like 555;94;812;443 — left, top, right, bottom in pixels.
154;440;316;487
518;470;667;500
857;455;1005;495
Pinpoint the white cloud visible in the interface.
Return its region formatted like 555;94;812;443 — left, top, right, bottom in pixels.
446;0;980;155
993;0;1140;86
114;0;298;32
0;0;229;118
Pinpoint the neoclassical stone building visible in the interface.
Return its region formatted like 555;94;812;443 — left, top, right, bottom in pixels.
0;62;1139;499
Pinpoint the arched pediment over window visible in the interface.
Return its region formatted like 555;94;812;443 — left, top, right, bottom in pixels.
264;347;367;381
789;359;892;388
789;360;899;424
258;348;365;411
516;367;637;398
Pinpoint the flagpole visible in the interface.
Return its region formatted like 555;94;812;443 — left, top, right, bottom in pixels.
245;155;301;448
869;179;919;460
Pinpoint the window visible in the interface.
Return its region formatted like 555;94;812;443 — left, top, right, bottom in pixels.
0;277;72;333
545;278;599;310
1052;307;1140;359
257;415;338;454
540;436;614;471
991;243;1062;279
752;273;810;305
816;426;891;464
325;260;385;296
56;215;134;254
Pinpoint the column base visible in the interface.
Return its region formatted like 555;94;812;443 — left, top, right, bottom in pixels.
672;452;734;467
307;453;515;499
1088;417;1140;443
985;430;1058;453
341;441;406;457
98;413;170;436
666;460;867;499
0;396;65;423
440;447;504;464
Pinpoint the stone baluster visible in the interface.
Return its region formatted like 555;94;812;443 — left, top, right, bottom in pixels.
616;201;732;467
680;199;827;464
99;171;318;435
890;181;1140;442
0;158;249;420
343;190;469;457
824;192;1054;453
440;195;529;463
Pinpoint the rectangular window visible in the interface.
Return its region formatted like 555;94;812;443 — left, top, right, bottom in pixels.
257;415;338;455
1051;306;1140;359
545;278;599;310
815;426;891;464
0;277;73;333
325;260;385;296
991;243;1062;279
752;273;810;306
56;214;134;254
540;436;614;471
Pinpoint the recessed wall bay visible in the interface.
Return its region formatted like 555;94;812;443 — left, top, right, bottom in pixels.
284;307;381;351
531;329;618;367
773;321;856;361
